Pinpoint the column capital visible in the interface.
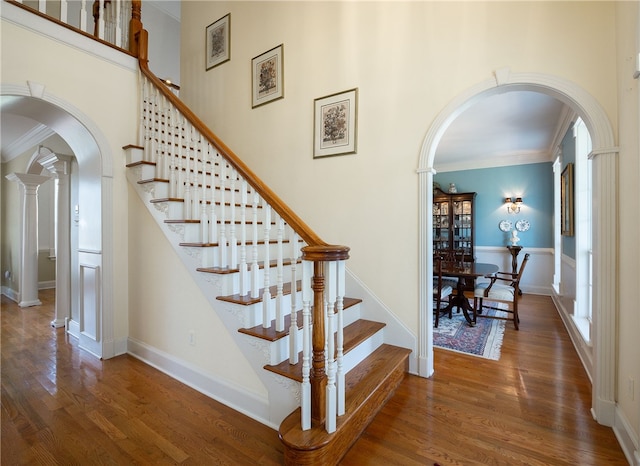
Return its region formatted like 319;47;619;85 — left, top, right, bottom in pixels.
39;154;73;176
5;172;51;188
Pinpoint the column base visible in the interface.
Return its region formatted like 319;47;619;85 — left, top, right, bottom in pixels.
51;318;66;328
19;299;42;307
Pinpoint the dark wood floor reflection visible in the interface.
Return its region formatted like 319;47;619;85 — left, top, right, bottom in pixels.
2;291;628;465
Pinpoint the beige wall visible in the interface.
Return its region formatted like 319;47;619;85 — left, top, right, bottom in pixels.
180;0;637;443
615;0;640;444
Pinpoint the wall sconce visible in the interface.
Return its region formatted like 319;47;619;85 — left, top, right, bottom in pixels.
505;197;523;214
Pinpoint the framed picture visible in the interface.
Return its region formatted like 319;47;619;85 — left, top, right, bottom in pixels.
206;14;230;70
251;44;284;108
313;88;358;158
561;163;574;236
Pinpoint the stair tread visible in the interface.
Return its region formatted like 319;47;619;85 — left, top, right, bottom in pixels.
279;344;411;449
238;297;362;341
223;281;302;306
264;318;385;381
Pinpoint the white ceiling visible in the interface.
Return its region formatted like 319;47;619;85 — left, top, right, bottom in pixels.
434;91;570;172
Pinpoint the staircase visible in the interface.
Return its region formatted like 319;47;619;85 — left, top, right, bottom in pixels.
122;29;412;465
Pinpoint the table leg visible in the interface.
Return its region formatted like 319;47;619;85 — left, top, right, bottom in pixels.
444;279;475;326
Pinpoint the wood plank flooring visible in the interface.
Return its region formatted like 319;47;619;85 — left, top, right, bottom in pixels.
1;290;627;465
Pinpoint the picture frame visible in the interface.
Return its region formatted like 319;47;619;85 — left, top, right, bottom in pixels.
206;14;230;70
313;88;358;158
251;44;284;108
561;163;574;236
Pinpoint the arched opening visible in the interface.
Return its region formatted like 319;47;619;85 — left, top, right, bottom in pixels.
1;88;115;360
417;70;617;426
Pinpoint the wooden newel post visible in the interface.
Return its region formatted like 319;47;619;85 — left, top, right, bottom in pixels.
302;244;350;427
129;0;143;56
310;261;326;425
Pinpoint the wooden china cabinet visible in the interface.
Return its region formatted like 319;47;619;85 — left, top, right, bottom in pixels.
433;187;477;263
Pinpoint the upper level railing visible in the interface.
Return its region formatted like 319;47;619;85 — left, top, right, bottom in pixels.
7;0;142;55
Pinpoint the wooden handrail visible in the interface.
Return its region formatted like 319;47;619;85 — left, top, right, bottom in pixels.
135;28;344;252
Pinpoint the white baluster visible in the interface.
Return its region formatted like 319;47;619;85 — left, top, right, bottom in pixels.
38;0;45;13
149;88;158;165
169;108;179;198
228;169;238;268
325;261;337;433
114;0;122;47
183;139;192;220
336;260;346;416
239;180;249;295
60;0;68;25
80;0;88;32
250;192;260;298
218;162;228;268
289;231;299;364
157;96;167;181
199;136;209;244
275;216;285;332
189;127;199;222
98;0;105;40
139;76;146;150
301;260;313;431
208;148;218;250
262;204;272;328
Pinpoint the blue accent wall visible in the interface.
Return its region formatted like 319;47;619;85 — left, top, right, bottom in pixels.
434;162;553;248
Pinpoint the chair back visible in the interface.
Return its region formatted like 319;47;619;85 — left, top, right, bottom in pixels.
514;253;530;293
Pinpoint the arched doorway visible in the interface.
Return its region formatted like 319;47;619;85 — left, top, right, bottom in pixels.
1;84;115;360
416;69;618;427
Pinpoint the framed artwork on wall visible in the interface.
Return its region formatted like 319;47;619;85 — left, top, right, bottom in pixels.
206;14;230;70
561;163;574;236
251;44;284;108
313;88;358;158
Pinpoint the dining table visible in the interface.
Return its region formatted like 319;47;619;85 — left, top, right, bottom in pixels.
438;261;499;326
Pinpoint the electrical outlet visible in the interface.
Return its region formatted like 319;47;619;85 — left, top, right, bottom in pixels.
629;377;635;401
189;330;196;346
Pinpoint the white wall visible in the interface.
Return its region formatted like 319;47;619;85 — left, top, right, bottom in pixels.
614;1;640;457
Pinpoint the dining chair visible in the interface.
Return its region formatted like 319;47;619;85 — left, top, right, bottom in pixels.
438;251;460;290
434;254;454;328
473;253;530;330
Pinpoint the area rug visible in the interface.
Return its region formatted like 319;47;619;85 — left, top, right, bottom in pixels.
434;302;507;360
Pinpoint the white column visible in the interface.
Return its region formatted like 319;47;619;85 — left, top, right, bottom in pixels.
589;149;618;426
39;155;72;328
5;173;51;307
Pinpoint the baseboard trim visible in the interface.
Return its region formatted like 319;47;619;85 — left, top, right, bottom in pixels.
613;405;640;466
127;337;275;429
1;286;18;302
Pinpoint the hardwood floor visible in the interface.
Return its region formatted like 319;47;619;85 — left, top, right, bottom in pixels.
1;290;627;465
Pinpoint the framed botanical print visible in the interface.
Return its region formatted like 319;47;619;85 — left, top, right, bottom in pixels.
313;88;358;158
251;44;284;108
206;14;230;70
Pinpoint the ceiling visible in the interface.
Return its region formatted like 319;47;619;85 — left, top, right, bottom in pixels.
1;92;570;168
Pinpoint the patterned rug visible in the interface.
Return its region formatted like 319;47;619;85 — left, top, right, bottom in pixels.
434;302;507;360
